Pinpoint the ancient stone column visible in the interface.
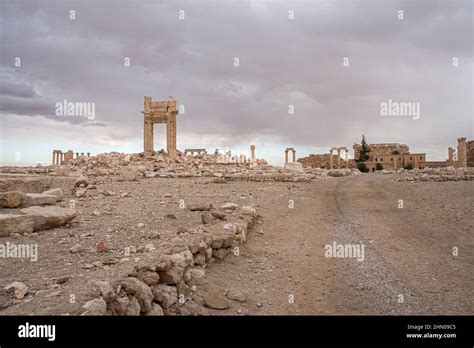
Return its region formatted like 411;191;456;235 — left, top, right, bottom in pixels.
457;137;467;167
285;150;289;164
143;96;153;155
87;152;90;157
250;145;255;161
54;150;61;165
337;148;341;168
76;153;79;159
52;151;56;165
166;112;177;159
448;147;454;164
329;149;334;169
292;150;296;162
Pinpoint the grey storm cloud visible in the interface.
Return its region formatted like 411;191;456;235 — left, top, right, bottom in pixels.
0;0;472;154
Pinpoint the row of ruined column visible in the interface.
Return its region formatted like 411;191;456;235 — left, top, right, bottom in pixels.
329;147;349;169
52;150;90;165
212;144;257;164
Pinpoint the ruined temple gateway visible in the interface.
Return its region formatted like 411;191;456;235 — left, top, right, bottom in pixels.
142;96;178;159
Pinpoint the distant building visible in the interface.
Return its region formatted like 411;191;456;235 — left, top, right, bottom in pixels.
299;138;472;172
353;143;428;172
467;140;474;167
353;138;473;171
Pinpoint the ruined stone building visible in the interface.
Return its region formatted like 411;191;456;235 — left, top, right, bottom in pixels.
352;138;472;171
298;153;344;169
52;150;90;165
467;140;474;167
143;96;178;159
298;147;350;169
352;143;427;171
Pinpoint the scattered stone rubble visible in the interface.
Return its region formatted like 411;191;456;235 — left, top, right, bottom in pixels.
81;202;260;316
0;151;360;182
390;166;474;182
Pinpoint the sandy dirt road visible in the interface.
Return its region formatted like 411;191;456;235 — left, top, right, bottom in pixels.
200;174;473;315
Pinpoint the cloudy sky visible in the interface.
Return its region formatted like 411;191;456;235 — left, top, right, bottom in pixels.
0;0;472;166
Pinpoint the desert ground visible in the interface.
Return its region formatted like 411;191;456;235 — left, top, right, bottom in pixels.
1;169;472;315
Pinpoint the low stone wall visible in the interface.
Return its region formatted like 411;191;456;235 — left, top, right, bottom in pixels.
82;204;259;316
394;167;474;182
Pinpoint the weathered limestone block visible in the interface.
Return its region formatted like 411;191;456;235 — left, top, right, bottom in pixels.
204;247;213;261
42;188;64;201
239;205;257;218
0;177;47;193
220;202;239;211
120;277;153;313
4;281;29;300
213;248;231;260
0;214;35;236
151;284;178;309
146;303;164;316
0;191;25;208
158;250;193;285
19;206;77;232
203;287;230;310
108;296;141;316
95;280;116;303
209;234;224;249
186;237;207;254
82;298;107;315
166;237;190;254
137;269;160;286
125;296;141;315
193;253;206;266
183;266;206;286
109;296;129;315
224;221;247;243
24;193;58;206
284;162;304;173
154;254;172;272
221;231;237;248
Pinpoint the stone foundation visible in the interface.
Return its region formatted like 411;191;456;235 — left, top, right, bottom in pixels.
82;204;260;316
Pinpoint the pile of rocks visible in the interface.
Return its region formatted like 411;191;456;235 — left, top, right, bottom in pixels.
1;151;358;184
395;167;474;182
82;203;259;316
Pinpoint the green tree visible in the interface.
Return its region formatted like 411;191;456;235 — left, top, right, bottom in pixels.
375;163;383;171
358;162;369;173
359;135;370;162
